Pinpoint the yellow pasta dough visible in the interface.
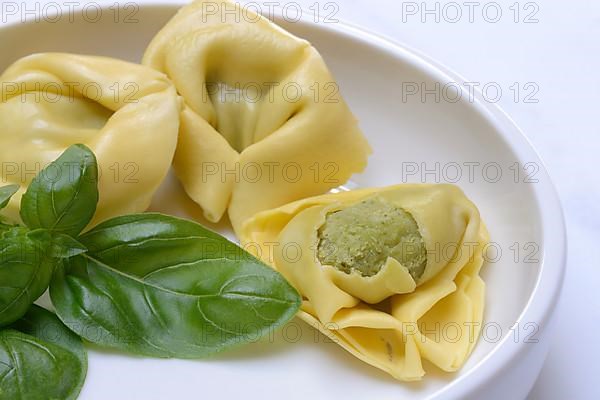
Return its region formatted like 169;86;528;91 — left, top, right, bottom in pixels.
240;184;488;380
0;53;180;225
143;0;371;233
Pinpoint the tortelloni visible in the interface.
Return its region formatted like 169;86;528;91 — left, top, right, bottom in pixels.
240;184;489;381
0;53;180;224
143;0;371;233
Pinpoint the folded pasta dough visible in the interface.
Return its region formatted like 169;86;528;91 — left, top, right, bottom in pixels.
240;184;488;380
0;53;180;225
143;0;370;233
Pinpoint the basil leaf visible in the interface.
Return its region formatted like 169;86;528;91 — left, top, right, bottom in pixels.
0;185;18;209
0;305;87;400
27;229;88;259
50;213;301;358
0;227;55;327
20;144;99;237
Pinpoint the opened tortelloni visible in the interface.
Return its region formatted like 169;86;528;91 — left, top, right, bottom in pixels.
240;184;489;381
0;53;180;225
143;0;371;234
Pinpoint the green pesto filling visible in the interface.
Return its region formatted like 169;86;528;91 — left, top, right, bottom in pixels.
317;197;427;280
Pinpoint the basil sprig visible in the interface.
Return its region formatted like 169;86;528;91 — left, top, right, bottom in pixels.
0;144;96;327
0;146;94;400
0;143;301;394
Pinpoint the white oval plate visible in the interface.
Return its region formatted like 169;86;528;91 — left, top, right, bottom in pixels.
0;2;565;399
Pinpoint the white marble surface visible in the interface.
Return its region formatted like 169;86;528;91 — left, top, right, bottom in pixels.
4;0;598;398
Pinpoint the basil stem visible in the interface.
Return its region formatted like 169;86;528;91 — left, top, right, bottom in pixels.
27;229;87;259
